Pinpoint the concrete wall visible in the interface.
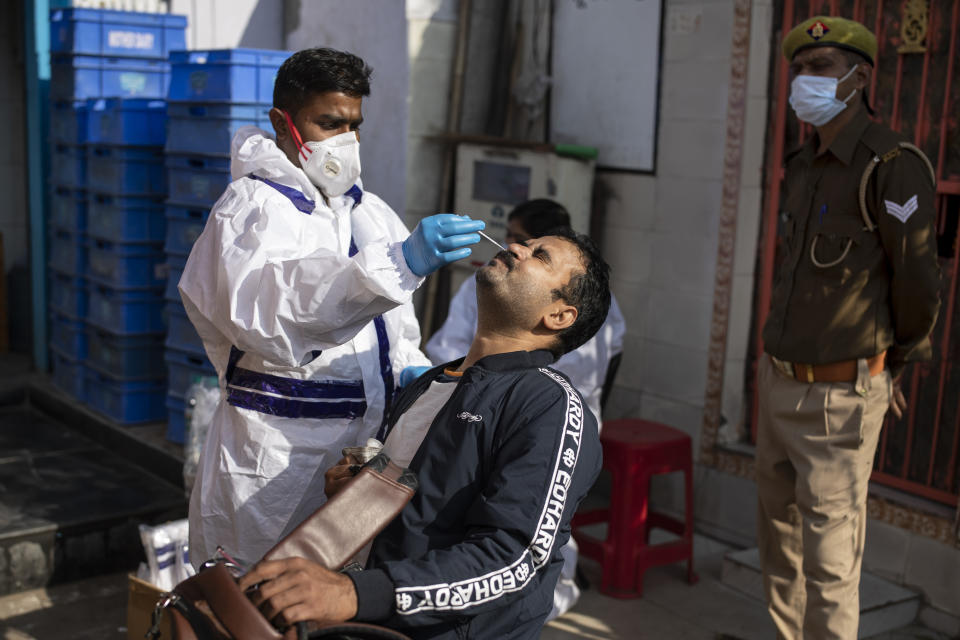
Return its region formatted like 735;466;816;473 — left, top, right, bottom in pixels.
286;1;409;215
720;0;773;445
405;0;458;227
167;0;284;50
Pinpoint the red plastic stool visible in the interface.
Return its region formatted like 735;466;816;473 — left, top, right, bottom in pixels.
572;418;698;598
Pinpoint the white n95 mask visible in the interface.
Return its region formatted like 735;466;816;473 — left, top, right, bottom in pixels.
789;64;859;127
282;111;361;197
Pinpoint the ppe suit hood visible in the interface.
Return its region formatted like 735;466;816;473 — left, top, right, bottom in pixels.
230;125;321;201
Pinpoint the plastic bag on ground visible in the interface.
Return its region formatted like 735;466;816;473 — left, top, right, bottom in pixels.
139;519;192;590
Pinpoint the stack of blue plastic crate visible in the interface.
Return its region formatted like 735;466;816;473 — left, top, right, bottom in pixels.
47;8;186;423
50;8;185;103
163;48;289;442
84;97;169;424
48;97;90;401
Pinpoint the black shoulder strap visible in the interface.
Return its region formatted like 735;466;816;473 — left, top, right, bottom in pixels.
857;141;936;231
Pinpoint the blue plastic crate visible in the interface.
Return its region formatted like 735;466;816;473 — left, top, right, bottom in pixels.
164;301;204;356
50;313;87;359
48;229;86;276
51;144;86;188
168;48;288;104
86;325;166;380
87;238;165;288
86;98;167;146
49;187;87;233
51;54;170;101
51;346;86;401
87;146;166;195
84;365;166;424
50;8;186;59
87;282;166;334
164;203;208;255
88;192;165;243
165;102;271;155
164;346;215;399
166;393;186;444
164;254;186;302
165;155;231;206
50;101;88;144
49;271;87;318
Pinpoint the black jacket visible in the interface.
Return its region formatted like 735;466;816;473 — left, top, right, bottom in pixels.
349;349;602;639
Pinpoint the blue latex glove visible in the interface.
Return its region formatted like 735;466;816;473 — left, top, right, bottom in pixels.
399;365;431;388
402;214;485;276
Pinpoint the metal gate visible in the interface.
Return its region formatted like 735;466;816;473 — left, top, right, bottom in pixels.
752;0;960;506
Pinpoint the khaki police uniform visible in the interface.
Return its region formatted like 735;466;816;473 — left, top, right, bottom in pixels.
757;16;941;640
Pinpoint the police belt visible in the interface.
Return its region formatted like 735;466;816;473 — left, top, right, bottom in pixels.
770;351;886;384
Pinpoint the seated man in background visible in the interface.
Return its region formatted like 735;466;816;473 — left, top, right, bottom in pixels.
426;198;625;426
426;198;625;617
239;228;610;640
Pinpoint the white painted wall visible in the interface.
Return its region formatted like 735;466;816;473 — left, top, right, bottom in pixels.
551;0;662;171
600;0;737;447
593;0;773;546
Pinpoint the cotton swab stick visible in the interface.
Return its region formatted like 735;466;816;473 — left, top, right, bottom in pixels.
478;230;505;251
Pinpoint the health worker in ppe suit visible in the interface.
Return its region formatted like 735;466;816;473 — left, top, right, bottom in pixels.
179;47;485;568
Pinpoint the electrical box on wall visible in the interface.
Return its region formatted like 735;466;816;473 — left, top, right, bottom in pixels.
453;142;596;270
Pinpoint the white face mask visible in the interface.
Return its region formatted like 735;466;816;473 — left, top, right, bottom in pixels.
283;111;361;197
789;64;859;127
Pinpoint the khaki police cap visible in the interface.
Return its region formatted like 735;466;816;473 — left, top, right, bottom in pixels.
782;16;877;66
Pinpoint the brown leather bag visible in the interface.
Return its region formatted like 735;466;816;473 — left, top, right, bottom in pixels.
262;459;415;569
151;454;416;640
161;561;282;640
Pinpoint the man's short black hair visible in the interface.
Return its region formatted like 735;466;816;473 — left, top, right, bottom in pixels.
273;48;373;115
547;227;611;357
508;199;572;238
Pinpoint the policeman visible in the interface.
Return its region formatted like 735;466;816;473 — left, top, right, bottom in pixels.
757;16;940;639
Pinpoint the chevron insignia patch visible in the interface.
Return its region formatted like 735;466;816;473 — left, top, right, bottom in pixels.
884;195;919;223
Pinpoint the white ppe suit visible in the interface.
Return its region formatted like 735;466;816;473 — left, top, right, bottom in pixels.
179;126;430;566
426;276;626;424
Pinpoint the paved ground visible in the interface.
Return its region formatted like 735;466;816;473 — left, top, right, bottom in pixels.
543;534;949;640
542;535;776;640
0;572;127;640
0;533;949;640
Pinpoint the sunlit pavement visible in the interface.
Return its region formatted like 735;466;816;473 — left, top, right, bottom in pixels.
542;533;949;640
